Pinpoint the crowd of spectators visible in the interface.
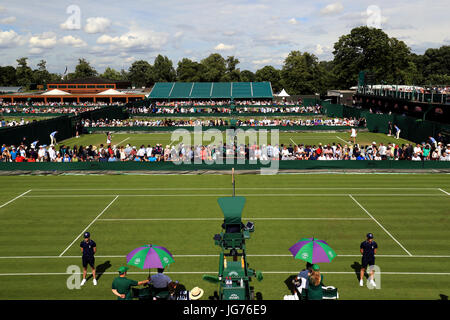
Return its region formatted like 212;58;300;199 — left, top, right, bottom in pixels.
152;99;304;107
127;104;324;115
2;137;449;163
81;117;363;128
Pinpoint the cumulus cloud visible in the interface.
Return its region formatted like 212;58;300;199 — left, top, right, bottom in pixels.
96;26;168;51
320;2;344;15
0;16;16;24
214;43;235;51
29;32;57;48
0;29;25;48
288;18;298;25
84;17;112;34
60;35;87;47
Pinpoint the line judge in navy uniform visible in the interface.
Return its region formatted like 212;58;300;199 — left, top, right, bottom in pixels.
80;232;97;286
360;233;377;287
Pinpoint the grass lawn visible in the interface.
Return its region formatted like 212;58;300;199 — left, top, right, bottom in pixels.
0;174;448;300
60;131;413;149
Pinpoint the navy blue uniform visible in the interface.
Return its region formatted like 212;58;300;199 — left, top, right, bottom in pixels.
80;240;96;268
360;240;377;269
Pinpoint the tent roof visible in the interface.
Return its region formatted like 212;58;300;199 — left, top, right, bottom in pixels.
42;89;71;95
277;89;290;97
97;89;126;95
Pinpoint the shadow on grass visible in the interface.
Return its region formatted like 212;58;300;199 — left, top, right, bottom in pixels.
350;261;366;280
87;260;111;282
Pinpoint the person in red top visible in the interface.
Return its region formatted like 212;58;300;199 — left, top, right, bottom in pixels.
15;155;26;162
315;144;323;156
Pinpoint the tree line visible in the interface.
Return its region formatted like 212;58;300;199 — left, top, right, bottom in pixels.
0;27;449;95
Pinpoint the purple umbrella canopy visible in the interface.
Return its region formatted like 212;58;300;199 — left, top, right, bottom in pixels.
126;244;174;269
289;238;337;264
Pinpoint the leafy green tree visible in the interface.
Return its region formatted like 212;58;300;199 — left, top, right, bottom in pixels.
0;66;17;86
255;66;282;93
152;55;176;82
200;53;226;82
239;70;256;82
101;67;124;81
280;51;321;94
332;26;412;88
67;58;98;80
176;58;205;82
222;56;241;82
128;60;153;87
15;57;34;88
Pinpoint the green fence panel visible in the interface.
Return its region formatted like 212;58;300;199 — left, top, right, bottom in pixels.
0;160;449;171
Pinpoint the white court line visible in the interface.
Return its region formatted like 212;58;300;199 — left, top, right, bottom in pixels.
31;187;442;191
59;196;119;257
336;136;349;144
97;217;371;222
438;188;450;196
115;137;130;146
22;194;447;198
349;194;412;257
0;190;32;209
1;254;450;259
1;271;449;276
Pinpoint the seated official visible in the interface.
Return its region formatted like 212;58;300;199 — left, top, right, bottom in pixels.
150;268;172;294
307;264;324;300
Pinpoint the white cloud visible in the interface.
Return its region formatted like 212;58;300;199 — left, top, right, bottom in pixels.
215;43;233;51
320;2;344;15
214;43;235;51
0;6;6;13
29;32;57;48
288;18;298;25
29;47;44;55
0;29;24;48
60;35;87;47
84;17;112;34
96;26;168;51
0;16;16;24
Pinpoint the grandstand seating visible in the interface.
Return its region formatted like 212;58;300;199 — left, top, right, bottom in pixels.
149;82;273;100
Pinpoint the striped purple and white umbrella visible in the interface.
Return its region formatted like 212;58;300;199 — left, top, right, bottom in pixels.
289;238;337;264
126;244;174;269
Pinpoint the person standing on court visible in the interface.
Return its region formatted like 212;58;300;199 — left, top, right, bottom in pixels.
112;266;149;300
394;125;401;139
350;127;357;145
50;130;58;145
360;233;377;287
80;231;97;286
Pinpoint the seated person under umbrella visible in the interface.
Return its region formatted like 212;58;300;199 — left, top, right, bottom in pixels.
150;268;172;294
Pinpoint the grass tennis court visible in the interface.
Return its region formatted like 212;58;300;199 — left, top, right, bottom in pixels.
60;131;413;149
0;174;449;300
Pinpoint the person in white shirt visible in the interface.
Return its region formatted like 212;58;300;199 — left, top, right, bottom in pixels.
412;153;421;161
350;128;357;144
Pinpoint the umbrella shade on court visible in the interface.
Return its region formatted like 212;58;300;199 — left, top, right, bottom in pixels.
126;244;174;269
289;238;337;264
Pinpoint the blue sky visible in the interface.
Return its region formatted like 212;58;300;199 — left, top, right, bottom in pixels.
0;0;449;74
